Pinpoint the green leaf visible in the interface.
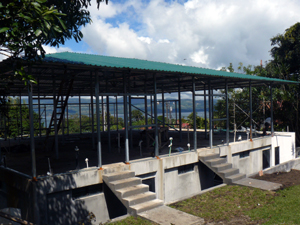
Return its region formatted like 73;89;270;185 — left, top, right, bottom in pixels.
34;29;42;36
56;16;67;30
0;27;9;33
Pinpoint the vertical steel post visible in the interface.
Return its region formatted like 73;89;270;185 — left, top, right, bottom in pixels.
79;93;82;134
226;80;229;144
91;71;95;149
178;77;182;142
270;84;274;134
95;71;102;168
129;96;133;150
37;78;42;139
19;93;23;138
154;74;159;156
162;85;165;126
209;81;213;148
204;84;207;139
52;70;59;159
124;73;130;163
249;81;253;141
107;95;111;151
28;82;36;178
192;76;197;150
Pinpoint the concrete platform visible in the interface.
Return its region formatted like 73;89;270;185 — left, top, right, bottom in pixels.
233;178;282;191
138;206;204;225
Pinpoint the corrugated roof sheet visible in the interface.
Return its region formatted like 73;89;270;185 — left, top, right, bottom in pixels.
44;52;298;84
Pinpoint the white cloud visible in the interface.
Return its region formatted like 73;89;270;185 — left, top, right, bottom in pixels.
43;45;73;54
81;0;300;70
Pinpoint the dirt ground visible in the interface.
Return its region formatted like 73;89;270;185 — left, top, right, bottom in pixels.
251;169;300;189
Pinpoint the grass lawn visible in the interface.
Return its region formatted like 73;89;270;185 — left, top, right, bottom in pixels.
109;216;156;225
108;184;300;224
171;184;300;224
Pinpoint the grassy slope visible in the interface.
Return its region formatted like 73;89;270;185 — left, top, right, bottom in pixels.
171;185;300;224
109;185;300;224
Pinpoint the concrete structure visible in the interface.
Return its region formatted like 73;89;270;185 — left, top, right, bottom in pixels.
0;53;298;224
0;133;296;224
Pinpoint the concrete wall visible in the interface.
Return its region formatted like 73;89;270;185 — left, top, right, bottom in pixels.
130;152;216;204
0;132;296;224
215;133;296;176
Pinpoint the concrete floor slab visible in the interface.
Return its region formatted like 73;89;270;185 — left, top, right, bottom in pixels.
233;178;282;191
138;206;205;225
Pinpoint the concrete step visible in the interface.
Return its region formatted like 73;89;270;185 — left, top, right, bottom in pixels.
109;177;142;190
219;168;239;178
199;153;220;161
123;192;157;207
226;173;246;184
213;163;232;172
103;171;135;182
130;199;164;215
116;184;149;198
206;158;227;166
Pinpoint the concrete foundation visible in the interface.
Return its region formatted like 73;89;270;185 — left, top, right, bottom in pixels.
0;132;296;224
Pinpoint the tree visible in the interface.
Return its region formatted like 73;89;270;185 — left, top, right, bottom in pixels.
131;109;145;122
187;112;206;129
0;97;41;138
0;0;107;82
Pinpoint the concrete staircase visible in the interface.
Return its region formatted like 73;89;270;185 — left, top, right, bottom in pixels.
199;153;246;184
102;169;163;215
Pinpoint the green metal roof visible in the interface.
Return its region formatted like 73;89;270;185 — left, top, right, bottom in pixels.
44;52;297;84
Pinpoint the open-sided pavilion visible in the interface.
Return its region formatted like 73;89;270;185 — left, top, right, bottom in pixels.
0;52;297;178
0;52;298;224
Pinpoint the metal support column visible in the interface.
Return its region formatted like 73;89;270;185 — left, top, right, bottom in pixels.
154;74;159;156
79;93;82;134
129;96;133;150
270;84;274;134
52;71;59;158
178;78;182;142
192;76;197;150
95;72;102;168
225;80;229;144
249;81;253;141
204;84;207;139
209;81;213;148
107;96;111;151
124;73;130;163
28;82;36;178
91;71;95;149
37;78;42;139
162;85;165;126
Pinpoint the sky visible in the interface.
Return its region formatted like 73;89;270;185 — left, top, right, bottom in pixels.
1;0;299;71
